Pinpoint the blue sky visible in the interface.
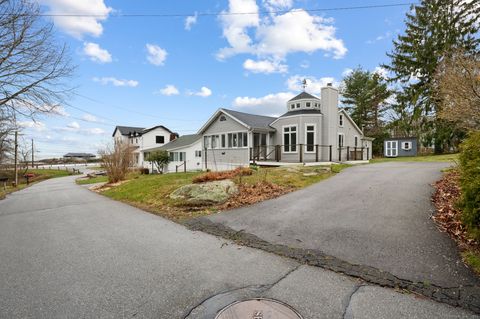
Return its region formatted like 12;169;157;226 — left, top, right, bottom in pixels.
21;0;411;159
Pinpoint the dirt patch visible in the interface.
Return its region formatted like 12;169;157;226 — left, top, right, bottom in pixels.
90;180;128;192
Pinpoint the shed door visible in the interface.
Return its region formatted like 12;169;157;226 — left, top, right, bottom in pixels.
385;141;398;157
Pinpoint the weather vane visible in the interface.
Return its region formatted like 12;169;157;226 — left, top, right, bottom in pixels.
302;78;308;91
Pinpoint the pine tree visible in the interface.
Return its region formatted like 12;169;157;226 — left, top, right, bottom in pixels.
341;67;391;155
383;0;479;152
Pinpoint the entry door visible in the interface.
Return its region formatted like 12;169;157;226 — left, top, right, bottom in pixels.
253;133;267;159
386;141;398;157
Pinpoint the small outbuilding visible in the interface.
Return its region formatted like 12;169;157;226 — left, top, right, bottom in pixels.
384;137;418;157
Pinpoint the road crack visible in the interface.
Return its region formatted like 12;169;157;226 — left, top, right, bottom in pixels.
342;284;364;319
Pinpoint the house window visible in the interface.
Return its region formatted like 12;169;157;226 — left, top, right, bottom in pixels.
195;150;202;157
354;136;358;147
305;124;315;152
219;115;226;121
221;134;226;148
339;115;343;127
203;136;210;149
296;103;300;109
291;104;295;110
156;136;165;144
211;135;219;148
170;152;186;162
232;133;238;147
242;132;248;147
306;102;311;107
135;138;138;143
283;125;297;153
227;133;233;148
338;133;344;147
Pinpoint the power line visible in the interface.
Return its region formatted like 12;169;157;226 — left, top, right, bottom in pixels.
5;3;417;18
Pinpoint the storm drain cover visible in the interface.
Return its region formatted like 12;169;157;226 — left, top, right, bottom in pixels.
215;298;303;319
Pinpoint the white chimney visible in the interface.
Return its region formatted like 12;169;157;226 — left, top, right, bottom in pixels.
321;84;339;148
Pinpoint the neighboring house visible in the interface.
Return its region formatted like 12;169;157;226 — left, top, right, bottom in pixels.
112;125;178;167
63;153;96;160
199;83;373;171
384;137;418;157
143;134;203;173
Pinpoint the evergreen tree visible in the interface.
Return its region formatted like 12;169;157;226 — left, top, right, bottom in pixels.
341;67;391;155
383;0;479;152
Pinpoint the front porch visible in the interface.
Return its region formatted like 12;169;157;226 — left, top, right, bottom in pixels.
249;144;370;164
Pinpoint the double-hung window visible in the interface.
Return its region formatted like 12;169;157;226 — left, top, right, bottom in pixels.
338;133;344;148
305;124;315;152
203;136;210;149
283;125;297;153
221;134;226;148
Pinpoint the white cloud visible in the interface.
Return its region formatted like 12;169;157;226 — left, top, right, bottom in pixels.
67;121;80;129
93;77;139;87
373;66;389;78
81;114;98;122
189;86;212;97
287;75;337;95
17;121;46;132
83;42;112;63
51;105;69;117
300;60;310;69
243;58;287;74
40;0;112;39
342;68;353;77
146;44;167;66
262;0;293;11
185;12;198;30
86;128;105;135
218;2;346;61
233;92;295;116
157;85;179;96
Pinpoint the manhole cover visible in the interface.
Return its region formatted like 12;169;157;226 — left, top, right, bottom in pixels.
215;298;303;319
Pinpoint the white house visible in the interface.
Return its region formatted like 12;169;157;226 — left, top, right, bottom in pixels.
143;134;203;173
112;125;177;167
198;84;373;170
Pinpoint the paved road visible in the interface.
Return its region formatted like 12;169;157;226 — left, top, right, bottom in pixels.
208;162;479;288
0;174;477;318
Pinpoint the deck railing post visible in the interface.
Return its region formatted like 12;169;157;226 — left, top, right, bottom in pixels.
315;145;319;162
347;146;350;161
329;145;332;162
184;161;186;173
299;144;303;163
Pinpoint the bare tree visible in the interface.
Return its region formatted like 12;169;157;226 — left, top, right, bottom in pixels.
99;140;135;183
436;51;480;130
0;108;14;165
0;0;75;118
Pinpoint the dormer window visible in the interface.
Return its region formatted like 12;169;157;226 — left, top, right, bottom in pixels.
296;103;300;108
306;102;311;107
339;114;344;127
291;104;295;110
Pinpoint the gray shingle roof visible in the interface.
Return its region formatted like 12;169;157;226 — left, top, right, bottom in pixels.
159;134;201;151
279;109;322;117
221;109;276;130
288;92;320;101
114;126;145;137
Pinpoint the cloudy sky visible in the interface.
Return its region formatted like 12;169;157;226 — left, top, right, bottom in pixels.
21;0;409;158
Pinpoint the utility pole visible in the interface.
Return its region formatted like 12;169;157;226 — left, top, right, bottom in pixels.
31;139;34;168
14;131;18;187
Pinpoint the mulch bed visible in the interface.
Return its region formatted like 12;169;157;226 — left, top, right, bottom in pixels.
431;169;479;250
219;181;292;210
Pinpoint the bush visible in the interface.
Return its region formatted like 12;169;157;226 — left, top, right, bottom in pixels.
459;131;480;238
99;141;134;184
193;167;252;183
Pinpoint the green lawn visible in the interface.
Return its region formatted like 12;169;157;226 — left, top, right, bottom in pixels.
100;164;348;221
76;175;109;185
370;153;459;163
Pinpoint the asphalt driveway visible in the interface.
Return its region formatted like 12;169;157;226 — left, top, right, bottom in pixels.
0;170;478;318
207;161;479;287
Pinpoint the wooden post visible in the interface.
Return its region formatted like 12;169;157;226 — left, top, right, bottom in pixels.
184;161;186;173
204;147;208;170
354;147;357;160
329;145;332;162
299;144;303;163
347;146;350;161
367;147;369;160
338;147;342;162
315;145;319;162
361;147;364;160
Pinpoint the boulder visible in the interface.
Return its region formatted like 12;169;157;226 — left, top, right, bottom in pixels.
170;180;239;205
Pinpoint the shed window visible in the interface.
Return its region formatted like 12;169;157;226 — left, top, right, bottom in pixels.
339;115;344;127
354;136;358;147
402;141;412;150
156;136;165;144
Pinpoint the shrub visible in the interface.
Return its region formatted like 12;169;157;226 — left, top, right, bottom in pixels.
193;167;252;183
459;131;480;239
99;140;134;183
145;150;169;173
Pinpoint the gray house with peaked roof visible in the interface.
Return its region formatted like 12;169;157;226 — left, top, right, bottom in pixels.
198;83;373;170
